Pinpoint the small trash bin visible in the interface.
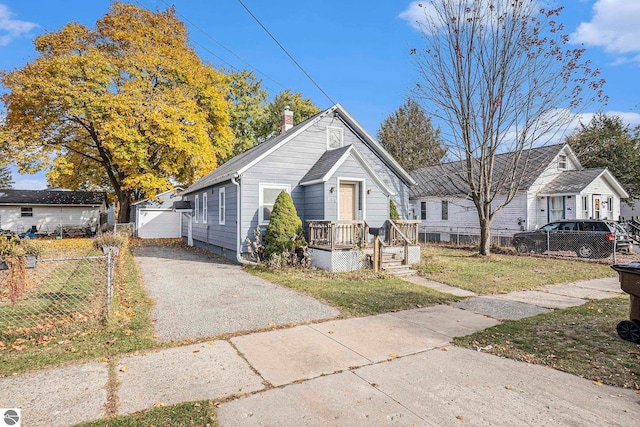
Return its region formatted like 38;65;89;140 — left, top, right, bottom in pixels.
610;262;640;343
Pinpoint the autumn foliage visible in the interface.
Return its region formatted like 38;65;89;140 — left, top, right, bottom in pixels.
1;3;233;222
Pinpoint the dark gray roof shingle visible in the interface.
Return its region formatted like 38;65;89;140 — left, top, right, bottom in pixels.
540;168;606;194
410;144;566;198
0;189;106;205
300;145;351;184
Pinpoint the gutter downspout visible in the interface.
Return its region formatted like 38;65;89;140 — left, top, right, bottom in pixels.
231;175;258;266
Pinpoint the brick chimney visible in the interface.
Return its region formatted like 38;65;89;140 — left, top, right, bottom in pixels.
281;105;293;134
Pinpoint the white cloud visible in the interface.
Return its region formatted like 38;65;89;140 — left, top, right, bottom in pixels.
399;2;432;31
572;0;640;55
0;4;37;46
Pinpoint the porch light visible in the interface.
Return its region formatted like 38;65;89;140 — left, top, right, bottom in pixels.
330;186;336;193
367;188;372;194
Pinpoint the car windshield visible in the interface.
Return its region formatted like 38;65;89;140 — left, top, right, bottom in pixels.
539;223;560;231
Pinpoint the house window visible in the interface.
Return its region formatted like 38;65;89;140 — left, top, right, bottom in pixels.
441;200;448;221
420;201;427;220
194;195;199;223
327;127;343;150
202;192;208;224
582;196;588;218
21;207;33;217
259;184;290;224
219;187;225;225
607;197;613;215
558;154;567;170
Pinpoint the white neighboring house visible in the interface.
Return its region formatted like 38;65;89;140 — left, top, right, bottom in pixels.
130;188;183;239
410;144;629;237
0;189;106;234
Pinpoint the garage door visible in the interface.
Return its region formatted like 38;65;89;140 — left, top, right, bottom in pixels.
138;209;182;239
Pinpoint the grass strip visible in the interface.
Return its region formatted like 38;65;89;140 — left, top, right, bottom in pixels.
454;296;640;390
247;266;459;317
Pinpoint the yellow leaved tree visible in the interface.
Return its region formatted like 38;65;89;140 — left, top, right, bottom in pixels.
1;3;233;222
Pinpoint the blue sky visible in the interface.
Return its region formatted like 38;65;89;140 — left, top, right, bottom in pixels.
1;0;639;189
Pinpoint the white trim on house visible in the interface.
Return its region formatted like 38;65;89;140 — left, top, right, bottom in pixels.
337;177;366;221
202;192;208;224
219;187;225;225
327;126;344;150
194;195;199;223
300;145;396;196
258;183;291;225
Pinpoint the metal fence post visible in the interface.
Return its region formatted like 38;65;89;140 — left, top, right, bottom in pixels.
546;231;550;257
613;230;617;265
106;251;113;318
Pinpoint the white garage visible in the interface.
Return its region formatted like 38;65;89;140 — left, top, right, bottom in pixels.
131;189;183;239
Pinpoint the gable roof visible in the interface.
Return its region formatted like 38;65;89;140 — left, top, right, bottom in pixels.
540;168;629;197
300;144;396;195
0;189;106;206
410;144;567;198
183;104;415;195
131;188;183;209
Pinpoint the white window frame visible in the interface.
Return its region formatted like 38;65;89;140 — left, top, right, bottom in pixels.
326;126;344;150
259;183;291;225
420;201;427;221
20;207;33;217
194;195;199;223
582;196;589;218
202;192;208;224
558;154;567;170
219;187;225;225
607;196;613;214
441;200;448;221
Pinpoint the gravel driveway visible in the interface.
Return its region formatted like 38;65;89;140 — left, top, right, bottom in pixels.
133;245;339;342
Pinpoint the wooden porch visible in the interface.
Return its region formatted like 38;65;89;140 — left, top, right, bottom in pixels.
306;220;420;249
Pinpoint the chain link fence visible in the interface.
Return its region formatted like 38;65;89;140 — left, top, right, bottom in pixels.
420;225;637;264
0;253;115;342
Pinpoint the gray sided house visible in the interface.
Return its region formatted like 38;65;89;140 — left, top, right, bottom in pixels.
180;104;418;271
410;143;629;241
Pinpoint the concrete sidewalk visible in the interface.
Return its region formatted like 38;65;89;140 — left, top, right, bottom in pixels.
1;277;638;426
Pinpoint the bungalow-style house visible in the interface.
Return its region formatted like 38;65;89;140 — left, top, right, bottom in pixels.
179;104;419;272
0;189;106;235
410;144;629;239
130;188;183;239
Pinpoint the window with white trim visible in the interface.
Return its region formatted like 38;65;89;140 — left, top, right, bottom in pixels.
327;127;343;150
21;207;33;217
202;192;208;224
194;195;199;223
420;201;427;220
607;196;613;214
259;184;290;224
219;187;225;225
441;200;448;221
558;154;567;170
582;196;588;218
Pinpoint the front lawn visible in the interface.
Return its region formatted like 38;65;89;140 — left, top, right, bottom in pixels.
418;246;616;294
247;267;459;317
455;296;639;390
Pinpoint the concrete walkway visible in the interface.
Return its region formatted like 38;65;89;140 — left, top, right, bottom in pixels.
1;277;638;426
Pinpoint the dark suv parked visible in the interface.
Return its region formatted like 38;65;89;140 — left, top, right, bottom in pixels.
512;220;631;259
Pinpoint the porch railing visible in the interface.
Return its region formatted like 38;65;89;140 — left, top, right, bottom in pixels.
307;220;369;249
388;220;420;245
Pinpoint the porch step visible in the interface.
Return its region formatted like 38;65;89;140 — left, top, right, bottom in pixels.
381;264;417;276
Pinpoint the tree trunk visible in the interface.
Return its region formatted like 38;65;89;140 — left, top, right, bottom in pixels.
117;194;131;223
479;218;491;256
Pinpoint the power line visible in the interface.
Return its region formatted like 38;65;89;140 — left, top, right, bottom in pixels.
156;0;287;91
236;0;336;105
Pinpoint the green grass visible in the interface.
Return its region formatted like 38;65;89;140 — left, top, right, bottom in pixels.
75;400;218;427
247;266;459;317
454;296;640;390
418;246;616;294
0;240;158;376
